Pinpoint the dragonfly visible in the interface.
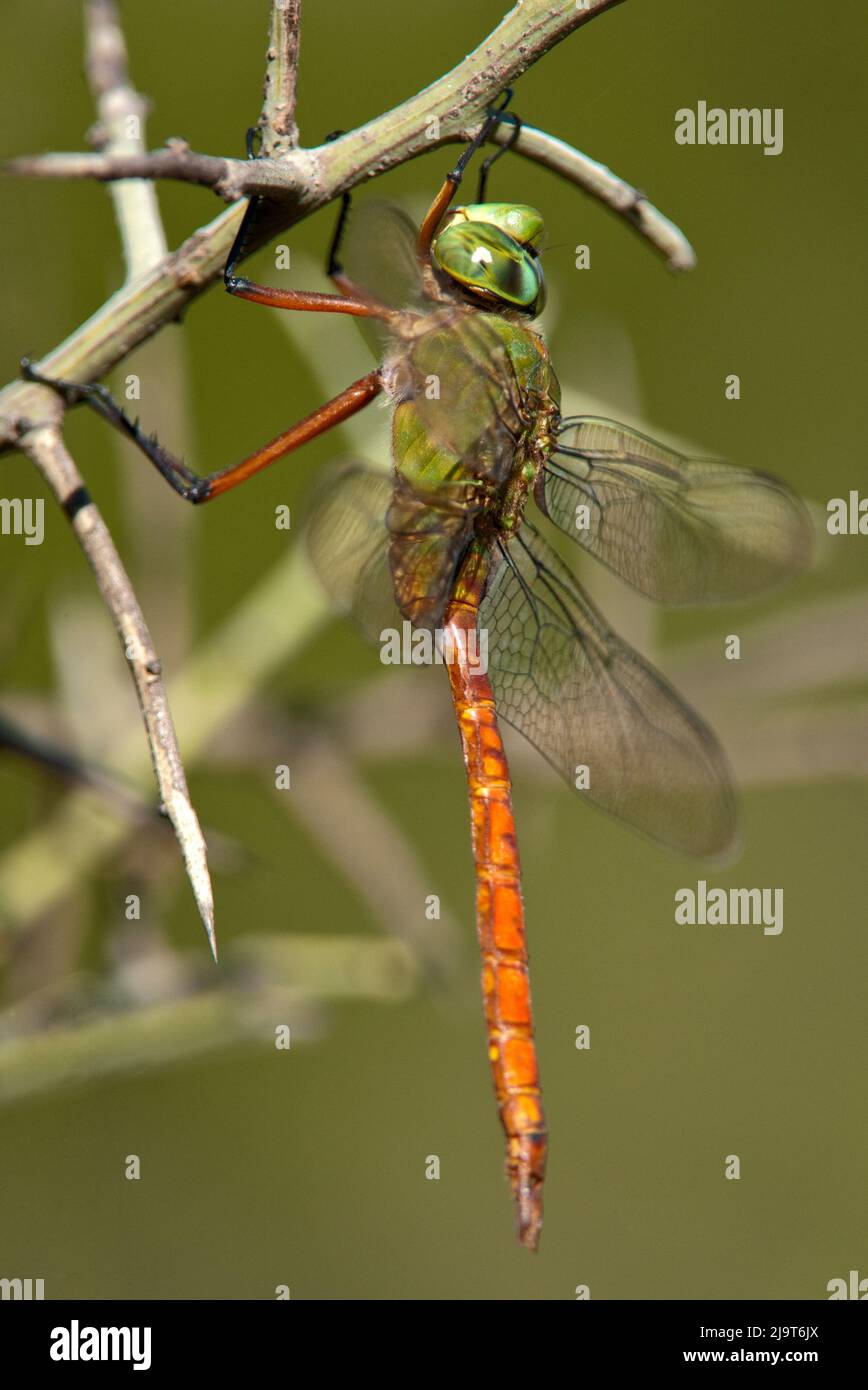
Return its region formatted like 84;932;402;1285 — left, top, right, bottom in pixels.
25;100;812;1251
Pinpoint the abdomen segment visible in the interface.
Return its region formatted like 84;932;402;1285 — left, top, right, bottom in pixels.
443;559;547;1250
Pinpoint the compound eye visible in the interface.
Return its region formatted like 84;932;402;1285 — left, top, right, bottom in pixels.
445;203;545;249
432;223;543;312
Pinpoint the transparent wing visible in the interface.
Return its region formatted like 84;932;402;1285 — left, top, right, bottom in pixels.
335;200;429;359
386;481;474;631
480;522;738;856
339;200;522;467
538;416;812;603
404;313;523;470
339;200;427;314
305;465;400;640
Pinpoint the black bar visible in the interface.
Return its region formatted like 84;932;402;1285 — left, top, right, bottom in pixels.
1;1298;863;1373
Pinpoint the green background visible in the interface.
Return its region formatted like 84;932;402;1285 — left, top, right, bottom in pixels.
0;0;865;1299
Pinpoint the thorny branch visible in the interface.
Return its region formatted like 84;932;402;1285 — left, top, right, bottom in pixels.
20;425;216;960
7;1;216;954
8;123;695;272
0;0;692;450
0;0;693;955
258;0;302;156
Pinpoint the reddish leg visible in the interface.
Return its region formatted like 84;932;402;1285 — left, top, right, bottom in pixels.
224;187;394;322
417;91;516;256
417;179;458;259
206;371;381;499
20;187;390;502
226;273;387;320
22;361;382;503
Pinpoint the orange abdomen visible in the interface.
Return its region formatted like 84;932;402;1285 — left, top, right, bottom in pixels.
443;590;547;1250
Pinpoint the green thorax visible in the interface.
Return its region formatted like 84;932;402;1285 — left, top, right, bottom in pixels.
386;310;560;627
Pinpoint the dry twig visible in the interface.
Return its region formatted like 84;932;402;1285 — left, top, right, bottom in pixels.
20;425;216;958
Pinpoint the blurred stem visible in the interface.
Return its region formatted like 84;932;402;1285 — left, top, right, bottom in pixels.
0;934;416;1107
0;543;326;948
285;732;461;982
84;0;168;278
120;336;195;674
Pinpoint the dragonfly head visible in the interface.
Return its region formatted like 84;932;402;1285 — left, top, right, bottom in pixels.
431;203;546;316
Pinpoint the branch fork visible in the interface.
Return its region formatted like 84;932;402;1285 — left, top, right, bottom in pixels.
1;0;693;953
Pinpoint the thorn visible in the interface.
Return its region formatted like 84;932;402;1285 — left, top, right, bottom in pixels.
187;853;218;962
187;849;217;962
165;790;218;964
192;872;218;963
203;908;219;964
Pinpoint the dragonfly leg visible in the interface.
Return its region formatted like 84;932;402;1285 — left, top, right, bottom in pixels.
224;192;392;320
324;188;371;300
21;358;382;503
223;127;394;320
20;116;387;505
417;90;515;256
320;133;385;303
475;113;522;203
321;132;357;295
